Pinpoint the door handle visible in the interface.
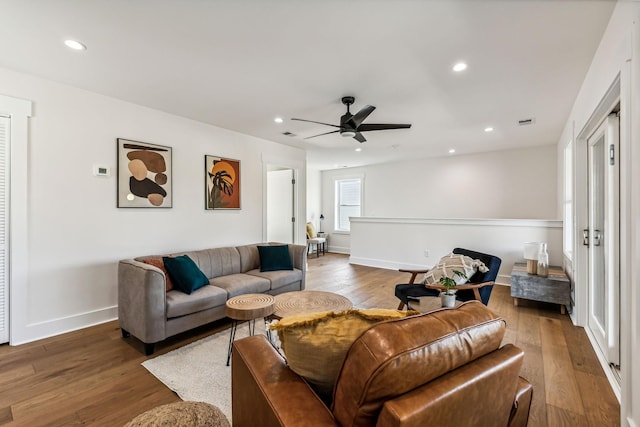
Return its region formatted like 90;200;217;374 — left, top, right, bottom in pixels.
583;229;589;246
593;229;602;246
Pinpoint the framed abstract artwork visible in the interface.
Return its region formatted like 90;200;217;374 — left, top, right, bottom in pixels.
205;155;241;210
117;138;172;208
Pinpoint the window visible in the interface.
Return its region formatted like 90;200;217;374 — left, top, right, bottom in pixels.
335;177;362;232
563;141;573;259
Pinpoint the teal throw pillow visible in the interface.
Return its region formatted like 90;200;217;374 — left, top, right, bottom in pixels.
258;245;294;272
162;255;209;295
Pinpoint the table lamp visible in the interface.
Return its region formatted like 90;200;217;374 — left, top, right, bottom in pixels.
523;242;541;275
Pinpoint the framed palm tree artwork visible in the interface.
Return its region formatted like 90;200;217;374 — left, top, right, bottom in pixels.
205;155;241;210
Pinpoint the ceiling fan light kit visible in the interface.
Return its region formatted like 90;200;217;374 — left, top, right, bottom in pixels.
291;96;411;143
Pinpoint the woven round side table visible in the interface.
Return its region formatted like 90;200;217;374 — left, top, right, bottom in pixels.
225;293;275;366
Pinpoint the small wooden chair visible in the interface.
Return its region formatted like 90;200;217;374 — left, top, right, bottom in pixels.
395;248;502;310
306;222;326;258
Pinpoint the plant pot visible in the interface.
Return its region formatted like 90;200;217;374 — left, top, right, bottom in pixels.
441;293;456;308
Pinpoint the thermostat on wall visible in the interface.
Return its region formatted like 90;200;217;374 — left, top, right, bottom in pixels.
93;165;111;177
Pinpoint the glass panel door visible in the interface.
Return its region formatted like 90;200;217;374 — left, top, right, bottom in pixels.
587;114;620;367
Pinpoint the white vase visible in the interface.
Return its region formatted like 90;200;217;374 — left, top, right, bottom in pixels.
537;243;549;278
441;293;456;308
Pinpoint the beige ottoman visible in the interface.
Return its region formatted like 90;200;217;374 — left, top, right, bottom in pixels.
124;401;230;427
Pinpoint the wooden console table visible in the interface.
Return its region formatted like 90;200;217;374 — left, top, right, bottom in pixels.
510;262;570;314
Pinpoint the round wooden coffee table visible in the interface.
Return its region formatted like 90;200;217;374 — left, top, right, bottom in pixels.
273;290;352;319
225;293;275;365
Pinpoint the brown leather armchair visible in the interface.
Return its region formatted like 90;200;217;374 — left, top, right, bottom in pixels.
232;301;532;427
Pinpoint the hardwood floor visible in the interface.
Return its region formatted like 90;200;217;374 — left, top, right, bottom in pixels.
0;253;619;426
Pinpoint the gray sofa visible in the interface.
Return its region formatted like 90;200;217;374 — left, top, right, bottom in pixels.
118;243;307;355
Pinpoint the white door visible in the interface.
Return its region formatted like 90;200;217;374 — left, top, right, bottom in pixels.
0;115;9;344
586;114;620;367
266;168;295;243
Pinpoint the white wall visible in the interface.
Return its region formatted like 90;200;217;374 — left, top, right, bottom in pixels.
555;2;639;425
322;144;558;254
0;66;307;344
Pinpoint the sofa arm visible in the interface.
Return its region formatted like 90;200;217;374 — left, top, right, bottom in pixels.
508;376;533;427
289;244;307;289
232;335;336;427
117;259;167;344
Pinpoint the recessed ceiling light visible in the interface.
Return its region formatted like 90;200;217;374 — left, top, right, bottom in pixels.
484;127;494;132
64;39;87;51
274;117;283;124
355;148;362;152
452;62;467;72
448;149;456;154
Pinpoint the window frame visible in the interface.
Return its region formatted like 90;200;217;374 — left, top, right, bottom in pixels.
333;175;363;233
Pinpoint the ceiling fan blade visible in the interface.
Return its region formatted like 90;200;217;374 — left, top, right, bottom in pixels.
349;105;376;128
304;130;340;139
354;132;366;143
357;123;412;132
291;118;341;128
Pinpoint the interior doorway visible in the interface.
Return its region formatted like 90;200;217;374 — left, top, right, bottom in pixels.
266;166;295;243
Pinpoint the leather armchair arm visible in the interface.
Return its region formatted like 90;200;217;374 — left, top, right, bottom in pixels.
398;269;429;284
508;376;533;427
232;335;337;427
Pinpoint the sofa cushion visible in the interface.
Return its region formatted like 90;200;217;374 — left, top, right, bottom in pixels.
332;301;506;427
257;245;294;272
236;244;261;273
210;273;270;298
163;255;209;295
166;284;228;319
178;247;242;279
270;308;418;400
143;257;174;292
423;253;489;285
247;268;303;291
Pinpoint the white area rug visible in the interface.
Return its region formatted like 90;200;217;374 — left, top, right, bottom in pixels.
142;322;270;423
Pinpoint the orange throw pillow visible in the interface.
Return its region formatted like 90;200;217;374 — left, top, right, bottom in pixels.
143;258;174;292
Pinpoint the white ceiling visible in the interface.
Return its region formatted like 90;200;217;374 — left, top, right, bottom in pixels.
0;0;615;170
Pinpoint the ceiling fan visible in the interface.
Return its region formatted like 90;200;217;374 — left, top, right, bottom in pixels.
291;96;412;143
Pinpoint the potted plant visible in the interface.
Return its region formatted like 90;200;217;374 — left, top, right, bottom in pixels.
439;270;467;308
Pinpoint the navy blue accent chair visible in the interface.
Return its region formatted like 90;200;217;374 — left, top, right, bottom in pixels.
395;248;502;310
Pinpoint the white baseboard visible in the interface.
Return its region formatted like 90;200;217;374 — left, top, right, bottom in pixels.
328;245;350;255
496;274;511;286
11;306;117;346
